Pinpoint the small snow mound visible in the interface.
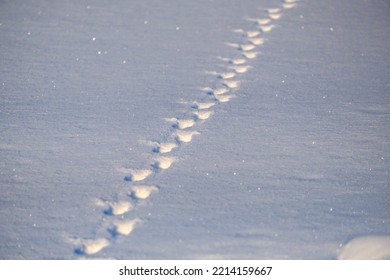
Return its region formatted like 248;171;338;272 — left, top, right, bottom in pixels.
338;236;390;260
76;238;109;255
131;185;159;200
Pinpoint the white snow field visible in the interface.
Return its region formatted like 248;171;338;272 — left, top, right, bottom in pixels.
0;0;389;259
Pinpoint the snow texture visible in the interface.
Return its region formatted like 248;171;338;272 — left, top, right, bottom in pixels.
0;0;389;259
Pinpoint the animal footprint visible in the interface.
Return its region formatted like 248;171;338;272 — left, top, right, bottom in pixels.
122;169;153;182
229;65;252;74
215;94;234;103
202;86;229;96
75;238;110;255
154;142;178;154
165;117;196;129
259;24;276;33
267;8;281;14
217;56;247;65
131;185;159;200
153;156;176;170
175;130;200;143
248;37;266;46
193;110;212;120
96;199;134;216
242;51;260;59
204;70;236;79
110;219;141;236
244;17;272;26
226;43;256;51
283;0;298;9
223;80;240;89
193;101;215;110
233;29;261;38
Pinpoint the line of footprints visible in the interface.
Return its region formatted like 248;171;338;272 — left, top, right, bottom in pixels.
72;0;300;257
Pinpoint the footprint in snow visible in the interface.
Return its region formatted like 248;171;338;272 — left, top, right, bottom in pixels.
229;65;252;74
233;29;262;38
193;110;212;120
242;51;260;59
269;13;281;20
222;80;240;89
121;168;153;182
165;117;196;130
130;185;159;200
152;156;176;170
153;141;178;154
201;86;229;96
226;43;256;51
283;0;298;9
193;101;216;110
244;17;272;26
109;218;141;237
266;8;282;20
259;24;276;33
267;8;281;14
283;3;297;9
75;238;110;255
248;37;266;46
204;70;236;79
95;198;134;216
218;72;236;79
217;57;247;65
215;94;235;103
175;130;200;143
246;30;261;38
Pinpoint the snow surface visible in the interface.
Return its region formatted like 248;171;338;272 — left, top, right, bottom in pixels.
0;0;389;259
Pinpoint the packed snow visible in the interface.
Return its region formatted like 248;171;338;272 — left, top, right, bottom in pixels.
0;0;389;259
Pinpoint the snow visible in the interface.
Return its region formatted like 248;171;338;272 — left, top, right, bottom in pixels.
0;0;389;259
338;236;390;260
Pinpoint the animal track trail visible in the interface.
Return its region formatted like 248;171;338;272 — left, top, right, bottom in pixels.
72;0;300;257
